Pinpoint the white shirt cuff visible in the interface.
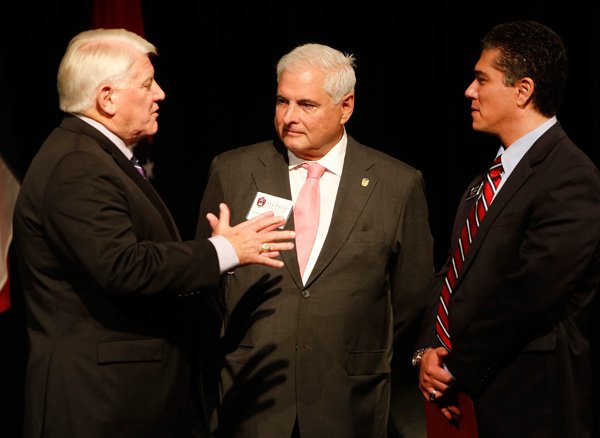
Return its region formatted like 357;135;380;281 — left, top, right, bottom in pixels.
209;235;239;273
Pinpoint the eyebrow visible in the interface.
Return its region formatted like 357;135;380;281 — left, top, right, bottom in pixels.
474;68;489;78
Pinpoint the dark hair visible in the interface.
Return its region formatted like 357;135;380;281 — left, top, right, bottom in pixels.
481;20;568;117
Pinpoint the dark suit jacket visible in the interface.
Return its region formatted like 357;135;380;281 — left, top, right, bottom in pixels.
416;123;600;437
13;116;221;438
196;135;434;437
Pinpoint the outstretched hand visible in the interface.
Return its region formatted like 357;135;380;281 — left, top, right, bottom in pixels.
207;203;295;268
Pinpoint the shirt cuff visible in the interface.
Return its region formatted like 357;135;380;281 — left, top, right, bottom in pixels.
209;235;239;274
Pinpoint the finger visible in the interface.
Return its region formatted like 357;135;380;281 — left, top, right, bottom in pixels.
218;203;231;224
258;220;287;233
254;256;285;268
257;251;280;258
259;245;294;256
206;212;219;234
441;405;461;424
446;404;462;418
250;214;286;232
261;230;296;243
244;210;276;226
440;407;455;422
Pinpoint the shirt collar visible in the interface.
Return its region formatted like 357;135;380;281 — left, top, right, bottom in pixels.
497;116;557;177
76;114;133;160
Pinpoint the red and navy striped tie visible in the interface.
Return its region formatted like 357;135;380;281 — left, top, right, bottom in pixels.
436;155;504;351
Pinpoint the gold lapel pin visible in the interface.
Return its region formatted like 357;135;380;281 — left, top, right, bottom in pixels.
361;178;369;187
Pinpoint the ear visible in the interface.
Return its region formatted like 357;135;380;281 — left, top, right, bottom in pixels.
97;84;117;116
340;92;355;124
515;77;534;107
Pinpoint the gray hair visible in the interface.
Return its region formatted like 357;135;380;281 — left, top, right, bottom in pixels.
57;28;158;114
276;43;356;104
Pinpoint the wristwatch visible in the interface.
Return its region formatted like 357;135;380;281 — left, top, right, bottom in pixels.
411;347;432;367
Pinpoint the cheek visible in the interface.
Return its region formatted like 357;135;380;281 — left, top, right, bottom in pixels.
315;113;339;131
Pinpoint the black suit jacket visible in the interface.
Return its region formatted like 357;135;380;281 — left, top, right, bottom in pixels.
417;122;600;437
13;116;221;438
196;136;434;437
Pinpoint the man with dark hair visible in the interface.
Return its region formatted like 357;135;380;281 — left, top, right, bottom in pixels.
413;21;600;437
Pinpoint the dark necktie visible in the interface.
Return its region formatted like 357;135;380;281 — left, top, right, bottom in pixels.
436;155;504;351
131;156;146;178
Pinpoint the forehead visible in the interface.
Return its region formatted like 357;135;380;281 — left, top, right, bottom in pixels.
127;54;154;82
475;48;503;77
278;68;326;94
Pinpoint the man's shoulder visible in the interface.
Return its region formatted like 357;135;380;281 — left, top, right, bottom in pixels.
348;137;421;176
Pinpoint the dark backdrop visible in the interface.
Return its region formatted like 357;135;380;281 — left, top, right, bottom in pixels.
147;1;600;262
1;1;598;436
1;1;599;263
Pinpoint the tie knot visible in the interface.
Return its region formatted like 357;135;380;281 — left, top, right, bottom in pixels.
131;156;146;178
303;162;326;179
489;156;503;179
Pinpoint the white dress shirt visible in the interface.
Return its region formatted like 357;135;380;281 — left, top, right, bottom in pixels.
288;130;347;283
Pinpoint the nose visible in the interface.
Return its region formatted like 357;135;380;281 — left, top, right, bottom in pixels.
153;81;166;101
282;103;299;124
464;79;477;99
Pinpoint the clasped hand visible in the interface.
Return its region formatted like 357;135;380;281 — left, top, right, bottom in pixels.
418;346;462;423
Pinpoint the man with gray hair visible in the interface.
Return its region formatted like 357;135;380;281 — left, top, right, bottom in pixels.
196;42;434;437
13;28;295;438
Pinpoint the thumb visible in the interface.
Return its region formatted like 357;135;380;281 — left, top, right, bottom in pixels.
218;203;231;226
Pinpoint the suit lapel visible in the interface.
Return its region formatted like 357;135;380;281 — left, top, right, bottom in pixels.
248;142;304;286
306;138;377;285
62;117;180;240
454;123;567;284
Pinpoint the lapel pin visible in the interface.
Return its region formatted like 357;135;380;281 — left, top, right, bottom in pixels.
361;178;369;187
466;182;483;200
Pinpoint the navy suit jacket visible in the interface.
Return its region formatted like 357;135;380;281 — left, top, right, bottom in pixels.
417;122;600;437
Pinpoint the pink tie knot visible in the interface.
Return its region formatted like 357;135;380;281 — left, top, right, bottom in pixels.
304;162;326;179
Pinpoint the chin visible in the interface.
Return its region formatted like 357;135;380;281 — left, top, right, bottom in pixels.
148;124;159;135
283;138;305;151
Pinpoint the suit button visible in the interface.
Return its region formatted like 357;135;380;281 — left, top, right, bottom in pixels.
301;289;310;298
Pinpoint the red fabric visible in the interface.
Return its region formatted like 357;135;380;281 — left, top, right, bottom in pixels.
92;0;145;36
0;257;10;313
1;156;19;314
425;392;478;437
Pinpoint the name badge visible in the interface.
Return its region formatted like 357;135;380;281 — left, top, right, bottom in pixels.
246;191;293;228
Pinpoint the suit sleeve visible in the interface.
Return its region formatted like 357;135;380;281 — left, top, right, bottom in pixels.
196;156;226;240
43;151;221;296
391;170;435;340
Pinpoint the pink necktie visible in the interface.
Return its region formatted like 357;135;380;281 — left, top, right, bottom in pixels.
294;162;326;277
436;155;503;350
